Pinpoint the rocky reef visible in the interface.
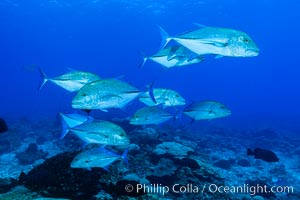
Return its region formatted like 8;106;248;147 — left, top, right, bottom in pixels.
15;143;49;165
16;140;229;199
0;120;299;200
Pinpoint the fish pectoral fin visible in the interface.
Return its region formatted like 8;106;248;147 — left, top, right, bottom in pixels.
198;40;229;47
102;94;123;101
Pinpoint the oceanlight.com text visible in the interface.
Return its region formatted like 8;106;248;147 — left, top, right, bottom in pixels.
124;183;294;196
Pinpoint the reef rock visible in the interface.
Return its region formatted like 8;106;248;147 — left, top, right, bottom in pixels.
153;142;194;157
19;151;105;200
15;143;49;165
0;177;18;194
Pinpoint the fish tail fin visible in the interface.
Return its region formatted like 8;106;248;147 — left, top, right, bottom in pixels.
87;116;94;121
247;148;254;156
158;26;172;49
59;113;70;139
122;149;129;166
38;68;49;91
137;50;148;69
147;81;156;104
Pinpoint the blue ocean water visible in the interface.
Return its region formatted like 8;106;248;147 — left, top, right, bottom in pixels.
0;0;299;127
0;0;300;199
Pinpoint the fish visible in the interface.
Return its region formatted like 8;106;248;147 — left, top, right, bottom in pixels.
139;88;186;107
159;25;259;58
183;101;231;120
0;118;8;133
59;113;93;139
130;106;174;125
247;148;279;162
71;147;128;170
72;79;154;112
61;119;130;146
39;68;101;92
139;45;204;68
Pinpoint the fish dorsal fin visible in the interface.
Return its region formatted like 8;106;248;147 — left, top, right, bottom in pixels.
66;67;78;72
113;74;125;80
147;81;157;104
192;23;208;28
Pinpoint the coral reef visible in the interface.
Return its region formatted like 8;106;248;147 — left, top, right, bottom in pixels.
19;151;104;200
0;120;299;200
214;159;236;170
0;178;18;194
153;142;194;156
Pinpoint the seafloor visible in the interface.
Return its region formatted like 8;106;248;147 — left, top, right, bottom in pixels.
0;118;299;200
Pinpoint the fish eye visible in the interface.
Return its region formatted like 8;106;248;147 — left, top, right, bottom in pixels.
82;93;87;97
244;39;249;43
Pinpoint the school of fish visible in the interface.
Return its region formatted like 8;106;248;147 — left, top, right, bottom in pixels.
39;24;259;170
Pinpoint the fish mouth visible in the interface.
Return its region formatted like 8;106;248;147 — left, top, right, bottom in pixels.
246;49;259;56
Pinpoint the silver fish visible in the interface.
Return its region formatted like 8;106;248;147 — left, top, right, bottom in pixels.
160;25;259;58
184;101;231;120
72;79;143;112
62;119;130;146
39;68;100;92
139;88;186;107
71;147;128;170
130;106;173;125
139;45;204;68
